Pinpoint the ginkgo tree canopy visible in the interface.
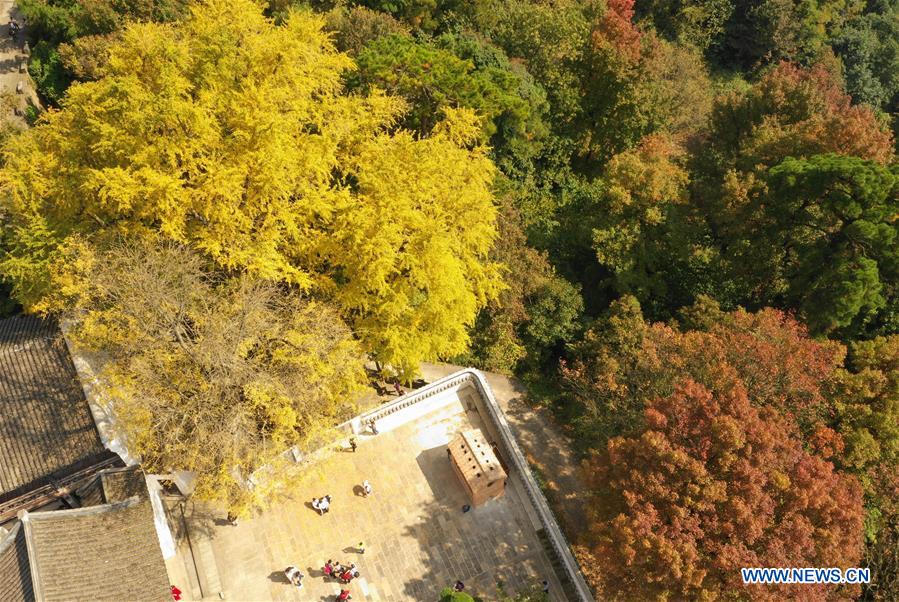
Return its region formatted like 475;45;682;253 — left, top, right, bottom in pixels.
0;0;500;375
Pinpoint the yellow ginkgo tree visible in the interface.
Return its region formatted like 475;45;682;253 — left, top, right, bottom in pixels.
60;239;367;510
0;0;500;376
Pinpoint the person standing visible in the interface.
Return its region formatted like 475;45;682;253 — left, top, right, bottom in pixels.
338;589;352;601
357;541;365;554
324;560;334;579
349;437;357;452
362;480;372;497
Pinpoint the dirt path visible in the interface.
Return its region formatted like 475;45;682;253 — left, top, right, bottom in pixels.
419;362;588;536
0;0;38;126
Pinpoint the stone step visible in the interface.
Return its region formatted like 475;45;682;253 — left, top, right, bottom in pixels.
176;538;203;600
535;528;580;601
193;534;223;598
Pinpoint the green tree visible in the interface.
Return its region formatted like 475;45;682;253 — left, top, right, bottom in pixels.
438;588;475;602
27;41;72;105
461;199;582;374
716;0;847;69
352;33;547;156
636;0;735;51
747;154;898;334
473;0;599;132
591;134;690;302
692;62;896;324
432;29;551;177
832;3;899;112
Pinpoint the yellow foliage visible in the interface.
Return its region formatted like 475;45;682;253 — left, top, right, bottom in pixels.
67;241;367;506
0;0;499;374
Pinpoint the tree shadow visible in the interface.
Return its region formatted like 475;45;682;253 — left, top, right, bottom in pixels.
169;498;218;540
398;469;557;600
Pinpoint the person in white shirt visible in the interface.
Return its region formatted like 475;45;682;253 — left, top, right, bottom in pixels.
284;566;303;588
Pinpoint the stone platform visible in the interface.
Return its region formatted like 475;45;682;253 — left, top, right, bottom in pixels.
177;395;562;601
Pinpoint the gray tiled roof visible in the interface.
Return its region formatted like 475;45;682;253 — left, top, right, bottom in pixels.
74;465;149;508
73;476;105;508
74;465;147;509
22;497;171;602
100;466;148;503
0;522;33;602
0;315;110;500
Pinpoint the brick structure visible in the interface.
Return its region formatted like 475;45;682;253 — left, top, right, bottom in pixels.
447;428;507;506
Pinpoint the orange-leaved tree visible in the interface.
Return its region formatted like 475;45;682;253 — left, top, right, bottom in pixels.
561;295;846;450
586;379;865;600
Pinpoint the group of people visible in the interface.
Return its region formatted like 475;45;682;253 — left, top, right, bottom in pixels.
283;560;360;599
323;559;361;584
287;436;381;599
312;494;331;515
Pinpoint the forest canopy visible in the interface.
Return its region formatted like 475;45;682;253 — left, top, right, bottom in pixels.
1;0;897;597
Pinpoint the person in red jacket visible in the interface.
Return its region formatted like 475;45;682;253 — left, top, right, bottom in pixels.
338;589;352;600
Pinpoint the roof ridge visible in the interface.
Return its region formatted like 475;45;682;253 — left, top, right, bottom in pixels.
22;495;142;523
0;520;22;555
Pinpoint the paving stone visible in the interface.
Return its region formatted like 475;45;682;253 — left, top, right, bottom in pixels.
178;397;565;601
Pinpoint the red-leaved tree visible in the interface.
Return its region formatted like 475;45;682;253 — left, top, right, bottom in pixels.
561;295;845;450
585;379;865;600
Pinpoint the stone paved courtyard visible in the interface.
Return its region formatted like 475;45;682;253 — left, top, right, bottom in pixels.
180;394;564;601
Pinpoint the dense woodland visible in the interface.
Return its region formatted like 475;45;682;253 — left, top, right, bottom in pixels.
0;0;897;599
